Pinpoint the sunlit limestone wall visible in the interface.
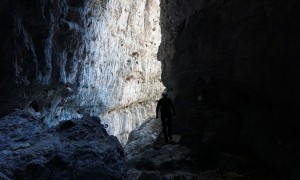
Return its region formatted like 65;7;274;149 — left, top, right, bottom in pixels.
81;0;163;145
0;0;163;145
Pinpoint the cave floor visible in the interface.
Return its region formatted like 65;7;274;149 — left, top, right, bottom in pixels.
125;112;285;180
127;141;282;179
154;133;181;149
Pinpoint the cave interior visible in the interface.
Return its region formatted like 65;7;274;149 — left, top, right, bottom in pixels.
0;0;300;179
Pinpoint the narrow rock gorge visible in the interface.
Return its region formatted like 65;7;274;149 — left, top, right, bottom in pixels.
1;0;300;179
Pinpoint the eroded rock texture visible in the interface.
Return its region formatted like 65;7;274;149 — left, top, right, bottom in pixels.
0;0;163;145
0;110;125;179
159;0;300;178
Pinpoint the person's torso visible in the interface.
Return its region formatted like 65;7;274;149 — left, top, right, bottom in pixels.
159;98;172;115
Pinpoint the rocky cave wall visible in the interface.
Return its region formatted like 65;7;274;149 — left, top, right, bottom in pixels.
0;0;163;145
159;0;300;178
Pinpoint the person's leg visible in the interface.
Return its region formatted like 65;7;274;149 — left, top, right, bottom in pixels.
167;116;173;140
161;116;168;142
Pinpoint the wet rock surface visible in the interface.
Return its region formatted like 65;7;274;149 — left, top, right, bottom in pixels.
0;110;125;179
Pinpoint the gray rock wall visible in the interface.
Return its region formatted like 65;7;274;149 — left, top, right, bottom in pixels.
0;0;163;145
159;0;300;104
159;0;300;178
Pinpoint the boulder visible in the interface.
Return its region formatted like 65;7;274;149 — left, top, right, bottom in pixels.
0;110;125;179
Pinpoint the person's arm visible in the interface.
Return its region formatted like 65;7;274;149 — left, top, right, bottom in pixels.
156;100;161;119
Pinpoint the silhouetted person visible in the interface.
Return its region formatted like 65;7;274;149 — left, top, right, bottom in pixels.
156;92;176;143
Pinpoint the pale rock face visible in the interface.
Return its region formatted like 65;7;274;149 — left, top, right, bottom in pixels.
54;0;163;145
79;0;163;145
84;0;162;107
0;0;163;146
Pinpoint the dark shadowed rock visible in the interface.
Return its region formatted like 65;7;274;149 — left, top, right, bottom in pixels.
159;0;300;178
0;110;125;179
